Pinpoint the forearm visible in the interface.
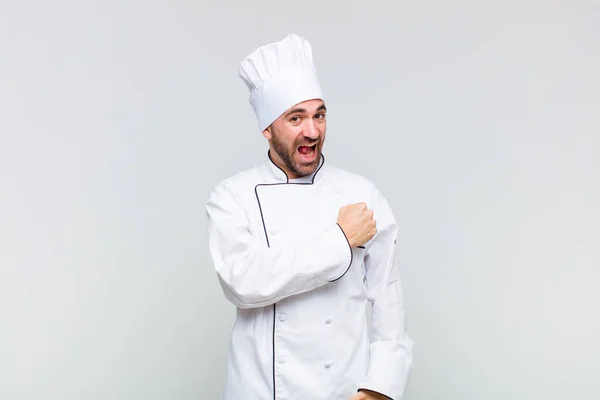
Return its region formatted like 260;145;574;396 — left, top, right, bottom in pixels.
210;222;352;309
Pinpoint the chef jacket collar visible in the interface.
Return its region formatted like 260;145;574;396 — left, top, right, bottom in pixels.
265;149;324;184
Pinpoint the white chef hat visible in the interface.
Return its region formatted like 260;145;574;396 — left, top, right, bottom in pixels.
239;33;323;132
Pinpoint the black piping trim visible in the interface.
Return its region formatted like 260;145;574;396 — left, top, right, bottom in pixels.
254;185;271;248
272;303;276;400
357;389;393;400
327;223;353;282
255;150;325;400
357;245;366;249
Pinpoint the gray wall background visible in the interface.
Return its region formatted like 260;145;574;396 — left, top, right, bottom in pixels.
1;1;598;399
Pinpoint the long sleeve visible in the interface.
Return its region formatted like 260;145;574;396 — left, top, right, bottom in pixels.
356;188;414;399
205;180;353;310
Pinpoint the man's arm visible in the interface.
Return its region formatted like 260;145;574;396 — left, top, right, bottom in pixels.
205;180;353;309
355;187;414;400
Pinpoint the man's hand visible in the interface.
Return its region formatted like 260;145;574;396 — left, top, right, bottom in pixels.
337;202;377;248
351;389;390;400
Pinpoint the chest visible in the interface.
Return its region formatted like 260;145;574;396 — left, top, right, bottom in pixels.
252;183;355;247
250;180;370;317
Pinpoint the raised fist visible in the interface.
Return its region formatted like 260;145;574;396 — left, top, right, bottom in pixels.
337;202;377;248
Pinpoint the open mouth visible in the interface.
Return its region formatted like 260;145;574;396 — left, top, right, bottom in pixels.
297;144;317;162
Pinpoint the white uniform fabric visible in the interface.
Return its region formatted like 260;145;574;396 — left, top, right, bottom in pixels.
238;33;323;132
205;152;414;400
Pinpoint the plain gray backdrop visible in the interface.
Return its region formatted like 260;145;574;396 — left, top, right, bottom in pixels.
1;0;598;399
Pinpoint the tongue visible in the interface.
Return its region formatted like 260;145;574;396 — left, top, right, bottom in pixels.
299;146;311;155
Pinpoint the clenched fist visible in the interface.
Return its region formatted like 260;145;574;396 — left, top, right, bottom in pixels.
337;202;377;248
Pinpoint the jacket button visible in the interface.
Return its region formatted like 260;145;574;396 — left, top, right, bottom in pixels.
325;318;332;324
324;363;331;369
279;313;287;322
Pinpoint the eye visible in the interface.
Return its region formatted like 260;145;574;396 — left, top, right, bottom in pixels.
290;116;301;123
315;113;325;120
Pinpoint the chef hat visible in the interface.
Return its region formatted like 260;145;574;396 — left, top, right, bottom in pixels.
239;33;323;132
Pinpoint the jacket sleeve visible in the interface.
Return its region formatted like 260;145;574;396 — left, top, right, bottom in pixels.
356;187;414;400
205;180;353;309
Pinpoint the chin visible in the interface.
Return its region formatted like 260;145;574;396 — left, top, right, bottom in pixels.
296;161;319;175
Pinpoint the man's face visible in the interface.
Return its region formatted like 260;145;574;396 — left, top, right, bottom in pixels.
263;99;327;179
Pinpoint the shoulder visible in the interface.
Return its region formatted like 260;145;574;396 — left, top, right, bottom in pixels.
323;163;395;217
206;164;263;204
323;163;379;194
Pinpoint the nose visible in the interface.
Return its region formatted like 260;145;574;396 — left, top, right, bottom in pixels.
303;119;319;140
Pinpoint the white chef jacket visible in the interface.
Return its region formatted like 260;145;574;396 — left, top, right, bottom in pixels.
205;152;413;400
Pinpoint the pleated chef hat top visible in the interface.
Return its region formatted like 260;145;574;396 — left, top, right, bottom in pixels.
239;34;323;132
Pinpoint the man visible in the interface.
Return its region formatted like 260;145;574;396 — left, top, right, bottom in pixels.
205;34;413;400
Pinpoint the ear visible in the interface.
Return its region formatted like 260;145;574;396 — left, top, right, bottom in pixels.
262;126;273;140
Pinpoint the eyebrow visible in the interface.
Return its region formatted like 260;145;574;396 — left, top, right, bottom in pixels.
284;104;327;117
